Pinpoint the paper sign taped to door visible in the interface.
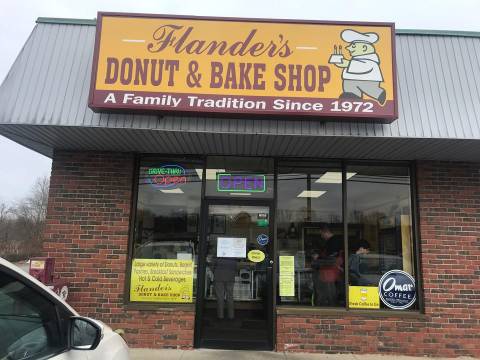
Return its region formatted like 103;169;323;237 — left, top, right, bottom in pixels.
217;237;247;258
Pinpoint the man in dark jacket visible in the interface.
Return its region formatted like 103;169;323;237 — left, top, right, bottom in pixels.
349;239;371;286
311;224;344;306
213;257;237;319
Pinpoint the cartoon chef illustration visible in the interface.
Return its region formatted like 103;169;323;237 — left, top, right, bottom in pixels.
329;29;386;105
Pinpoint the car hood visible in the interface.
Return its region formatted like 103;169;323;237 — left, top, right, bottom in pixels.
0;257;79;316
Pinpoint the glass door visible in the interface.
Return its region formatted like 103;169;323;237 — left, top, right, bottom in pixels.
197;203;274;350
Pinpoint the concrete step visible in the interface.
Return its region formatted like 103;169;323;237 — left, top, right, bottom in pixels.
130;348;476;360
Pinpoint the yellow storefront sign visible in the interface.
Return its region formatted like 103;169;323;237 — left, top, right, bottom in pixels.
130;259;194;303
90;13;397;121
348;286;380;309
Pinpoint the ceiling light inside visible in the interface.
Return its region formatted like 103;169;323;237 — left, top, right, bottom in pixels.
297;190;326;198
315;172;356;184
195;168;226;180
160;188;184;194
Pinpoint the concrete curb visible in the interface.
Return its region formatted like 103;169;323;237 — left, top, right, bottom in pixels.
129;349;477;360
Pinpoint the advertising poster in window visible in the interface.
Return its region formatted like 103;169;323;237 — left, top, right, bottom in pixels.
348;286;380;309
130;259;194;302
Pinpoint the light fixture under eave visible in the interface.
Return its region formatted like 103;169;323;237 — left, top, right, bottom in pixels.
195;168;226;180
297;190;326;198
315;172;357;184
229;193;252;196
160;188;184;194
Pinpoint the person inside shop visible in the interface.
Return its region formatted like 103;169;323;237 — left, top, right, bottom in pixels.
311;223;344;306
349;239;371;286
212;257;237;320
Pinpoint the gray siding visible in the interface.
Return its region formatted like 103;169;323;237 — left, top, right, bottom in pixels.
0;21;479;161
1;22;480;139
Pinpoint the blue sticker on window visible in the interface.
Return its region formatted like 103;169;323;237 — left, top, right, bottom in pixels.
257;234;269;246
378;270;416;310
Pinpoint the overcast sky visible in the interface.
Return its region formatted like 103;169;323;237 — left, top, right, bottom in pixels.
1;0;479;204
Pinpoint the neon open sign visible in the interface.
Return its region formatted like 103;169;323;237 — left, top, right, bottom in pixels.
147;164;187;189
217;173;266;193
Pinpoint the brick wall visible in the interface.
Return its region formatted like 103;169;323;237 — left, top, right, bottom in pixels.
277;161;480;357
43;154;479;355
42;151;195;349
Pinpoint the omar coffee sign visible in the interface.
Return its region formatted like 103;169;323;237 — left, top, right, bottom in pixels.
378;270;416;310
89;12;397;122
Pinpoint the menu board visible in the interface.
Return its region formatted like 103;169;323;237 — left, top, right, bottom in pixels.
217;237;247;258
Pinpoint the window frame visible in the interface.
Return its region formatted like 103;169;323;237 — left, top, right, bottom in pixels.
275;158;422;314
275;159;344;306
124;154;205;308
345;160;419;312
125;155;423;314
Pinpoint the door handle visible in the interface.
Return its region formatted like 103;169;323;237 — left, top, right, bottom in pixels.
269;260;274;265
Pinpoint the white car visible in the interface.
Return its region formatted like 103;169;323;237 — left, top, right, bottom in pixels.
0;257;130;360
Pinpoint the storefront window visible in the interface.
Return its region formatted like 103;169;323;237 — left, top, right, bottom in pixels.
277;160;344;307
130;157;203;303
277;161;418;311
346;165;417;311
205;156;274;198
128;156;418;310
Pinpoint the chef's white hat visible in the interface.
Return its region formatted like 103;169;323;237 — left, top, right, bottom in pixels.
341;29;379;44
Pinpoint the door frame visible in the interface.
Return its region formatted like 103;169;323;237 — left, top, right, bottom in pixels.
194;198;276;350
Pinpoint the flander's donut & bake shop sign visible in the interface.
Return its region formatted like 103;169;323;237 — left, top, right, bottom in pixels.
89;12;397;122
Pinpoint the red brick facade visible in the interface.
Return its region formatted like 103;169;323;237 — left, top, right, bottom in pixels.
277;161;480;357
42;151;195;348
43;153;480;356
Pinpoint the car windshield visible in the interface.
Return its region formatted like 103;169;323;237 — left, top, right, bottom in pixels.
0;270;66;359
